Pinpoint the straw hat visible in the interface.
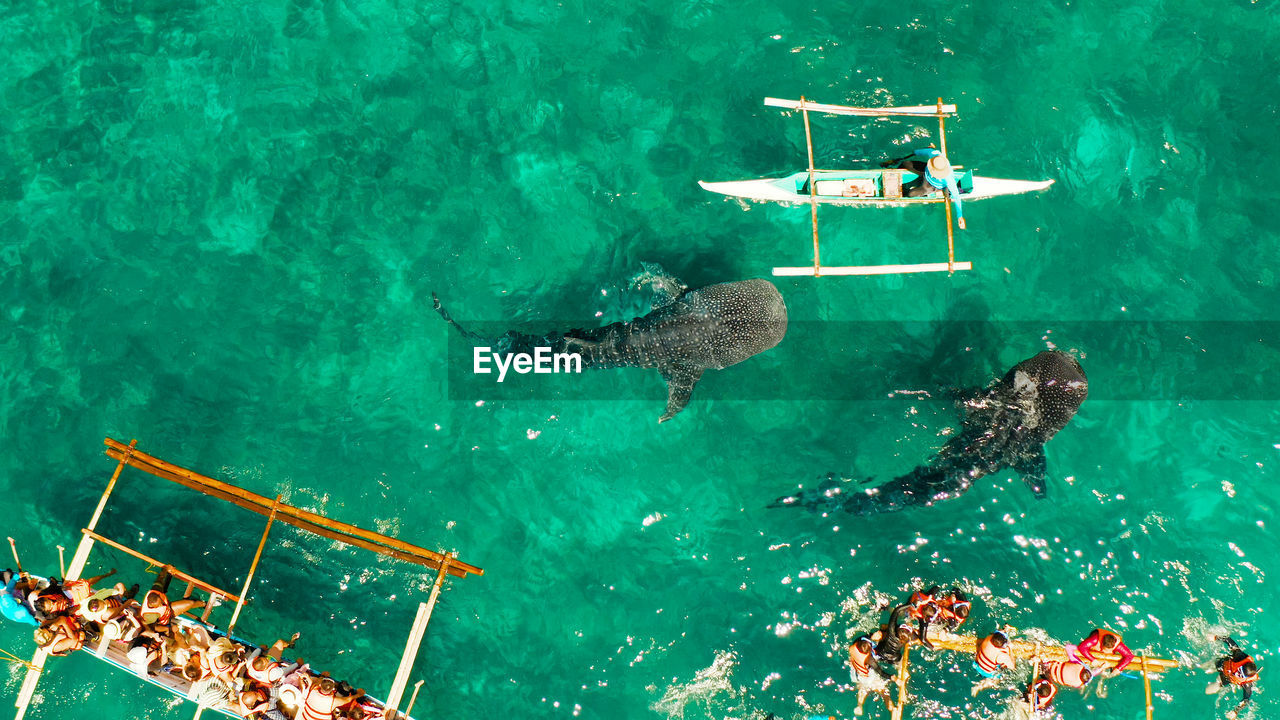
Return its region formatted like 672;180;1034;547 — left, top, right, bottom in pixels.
927;154;954;178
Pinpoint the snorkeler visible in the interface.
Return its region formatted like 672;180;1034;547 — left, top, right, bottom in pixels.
937;588;971;631
1073;627;1135;673
1024;671;1058;714
1206;635;1258;718
970;631;1016;696
905;586;940;649
874;603;917;664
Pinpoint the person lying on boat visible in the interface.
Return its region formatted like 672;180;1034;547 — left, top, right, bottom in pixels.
1207;635;1258;718
27;568;122;621
140;566;206;634
1070;627;1135;673
1;569;38;626
937;588;970;631
33;613;87;656
881;148;967;228
245;634;302;684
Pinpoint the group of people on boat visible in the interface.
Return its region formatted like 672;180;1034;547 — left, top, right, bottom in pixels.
3;566;378;719
842;583;1260;718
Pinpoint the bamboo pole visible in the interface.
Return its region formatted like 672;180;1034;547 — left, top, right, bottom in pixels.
403;680;425;720
6;537;23;577
80;530;239;603
56;545;66;578
938;99;956;273
891;645;911;720
1141;655;1154;720
103;439;482;577
774;262;972;277
227;496;281;635
927;631;1179;672
800;97;821;276
384;558;452;718
1028;643;1042;715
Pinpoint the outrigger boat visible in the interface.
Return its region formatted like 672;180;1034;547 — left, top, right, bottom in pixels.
6;438;483;720
699;97;1054;277
860;629;1179;720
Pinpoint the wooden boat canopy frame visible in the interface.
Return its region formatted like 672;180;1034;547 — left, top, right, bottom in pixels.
12;437;480;720
102;438;483;578
760;96;970;278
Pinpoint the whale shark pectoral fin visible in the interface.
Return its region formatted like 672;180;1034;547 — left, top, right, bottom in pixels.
657;364;704;423
1015;449;1049;499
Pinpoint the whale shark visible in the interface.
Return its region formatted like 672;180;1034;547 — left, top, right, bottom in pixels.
773;350;1087;514
433;275;788;422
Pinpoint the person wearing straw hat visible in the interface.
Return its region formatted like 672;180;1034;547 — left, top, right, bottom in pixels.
883;148;967;228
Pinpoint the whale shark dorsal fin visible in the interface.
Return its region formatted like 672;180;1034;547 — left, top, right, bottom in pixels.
657;364;704;423
635;262;688;309
1015;449;1049;499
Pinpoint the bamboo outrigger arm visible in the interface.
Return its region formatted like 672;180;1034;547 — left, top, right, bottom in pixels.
102;438;483;578
926;631;1180;672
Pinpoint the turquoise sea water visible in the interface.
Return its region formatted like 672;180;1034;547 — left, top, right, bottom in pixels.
2;1;1279;719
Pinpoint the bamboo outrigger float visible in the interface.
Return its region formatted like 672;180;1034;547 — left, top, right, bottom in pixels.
879;629;1177;719
9;437;482;720
699;96;1053;278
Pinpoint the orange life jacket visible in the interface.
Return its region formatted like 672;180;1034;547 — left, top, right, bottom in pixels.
237;682;272;717
1047;660;1089;688
975;635;1012;675
35;590;72;616
297;678;340;720
1223;655;1259;686
1087;628;1122;650
849;643;873;676
907;590;938;620
140;590;173;625
81;596;123;624
1028;677;1057;710
939;597;970;626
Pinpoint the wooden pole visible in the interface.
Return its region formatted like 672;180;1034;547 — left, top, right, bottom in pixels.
384;558;452;718
57;545;66;578
103;439;482;578
403;680;425;720
227;495;281;635
1141;655;1154;720
1028;642;1042;715
800;97;821;276
938;98;956;273
6;537;23;577
891;645;910;720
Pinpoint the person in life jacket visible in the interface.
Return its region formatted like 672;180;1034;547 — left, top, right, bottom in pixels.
237;681;274;719
101;601;145;643
1023;673;1058;714
34;614;85;656
874;604;918;664
1044;659;1093;689
882;148;967;228
1;569;38;627
1074;627;1135;672
848;634;888;681
973;631;1015;679
139;567;205;634
938;588;971;631
245;635;301;685
292;674;360;720
904;586;941;649
1207;635;1259;718
125;635;166;676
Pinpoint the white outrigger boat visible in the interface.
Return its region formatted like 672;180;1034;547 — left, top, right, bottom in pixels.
7;438;483;720
699;97;1054;277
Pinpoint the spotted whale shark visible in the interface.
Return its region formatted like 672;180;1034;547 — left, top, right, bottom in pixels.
773;350;1087;514
433;276;788;422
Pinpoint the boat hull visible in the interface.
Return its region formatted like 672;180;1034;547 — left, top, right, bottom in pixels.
699;170;1053;207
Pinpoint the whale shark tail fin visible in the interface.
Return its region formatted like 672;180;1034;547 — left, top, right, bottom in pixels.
431;292;488;341
657;363;704;423
771;466;974;515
